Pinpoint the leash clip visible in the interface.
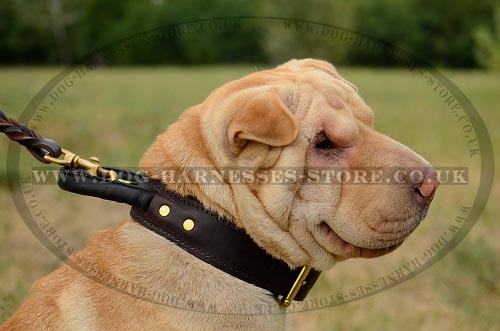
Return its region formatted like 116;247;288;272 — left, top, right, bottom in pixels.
44;148;119;181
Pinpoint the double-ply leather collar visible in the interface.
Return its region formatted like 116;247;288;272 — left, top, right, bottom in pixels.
57;167;321;305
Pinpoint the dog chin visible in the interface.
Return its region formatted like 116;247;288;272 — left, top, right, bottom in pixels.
317;222;405;259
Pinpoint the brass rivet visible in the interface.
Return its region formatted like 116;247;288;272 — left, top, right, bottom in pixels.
159;205;170;217
183;219;195;231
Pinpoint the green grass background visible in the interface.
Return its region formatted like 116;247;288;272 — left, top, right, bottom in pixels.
0;66;498;330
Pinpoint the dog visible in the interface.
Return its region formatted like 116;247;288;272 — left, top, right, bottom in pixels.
1;59;438;330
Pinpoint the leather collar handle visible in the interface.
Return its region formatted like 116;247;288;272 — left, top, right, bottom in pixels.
57;167;321;304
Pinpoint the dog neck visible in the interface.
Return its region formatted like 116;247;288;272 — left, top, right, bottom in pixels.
78;220;288;328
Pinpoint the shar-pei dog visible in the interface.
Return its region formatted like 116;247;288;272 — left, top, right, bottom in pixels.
2;59;438;330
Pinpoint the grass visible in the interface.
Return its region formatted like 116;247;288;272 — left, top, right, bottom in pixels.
0;66;498;329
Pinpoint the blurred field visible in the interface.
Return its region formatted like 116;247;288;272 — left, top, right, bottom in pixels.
0;66;498;330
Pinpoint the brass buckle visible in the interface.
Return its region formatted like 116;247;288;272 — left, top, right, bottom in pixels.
280;266;312;307
44;148;121;181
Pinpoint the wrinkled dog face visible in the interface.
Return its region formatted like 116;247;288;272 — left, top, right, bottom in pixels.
223;59;438;269
284;62;439;261
146;59;439;270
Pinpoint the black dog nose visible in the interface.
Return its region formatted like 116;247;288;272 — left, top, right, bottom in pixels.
415;168;439;198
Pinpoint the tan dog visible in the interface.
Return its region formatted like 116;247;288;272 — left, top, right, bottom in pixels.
1;59;438;330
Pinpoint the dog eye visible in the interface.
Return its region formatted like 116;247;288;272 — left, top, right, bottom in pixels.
315;139;335;149
315;132;336;150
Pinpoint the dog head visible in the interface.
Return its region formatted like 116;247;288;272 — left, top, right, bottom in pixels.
141;59;438;270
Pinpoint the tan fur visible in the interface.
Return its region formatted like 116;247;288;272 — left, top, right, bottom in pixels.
1;59;436;330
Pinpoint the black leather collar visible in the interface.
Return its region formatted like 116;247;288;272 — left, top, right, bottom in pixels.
57;167;321;305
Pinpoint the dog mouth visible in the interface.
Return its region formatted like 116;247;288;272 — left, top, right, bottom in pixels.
317;222;406;258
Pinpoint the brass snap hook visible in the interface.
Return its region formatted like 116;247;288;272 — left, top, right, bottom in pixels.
44;148;119;181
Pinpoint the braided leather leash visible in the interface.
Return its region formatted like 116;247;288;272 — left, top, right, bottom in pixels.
1;109;120;180
0;110;62;162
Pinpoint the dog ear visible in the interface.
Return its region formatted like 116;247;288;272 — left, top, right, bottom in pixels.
228;90;298;147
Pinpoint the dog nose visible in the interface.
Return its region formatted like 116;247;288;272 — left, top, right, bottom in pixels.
416;168;439;198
